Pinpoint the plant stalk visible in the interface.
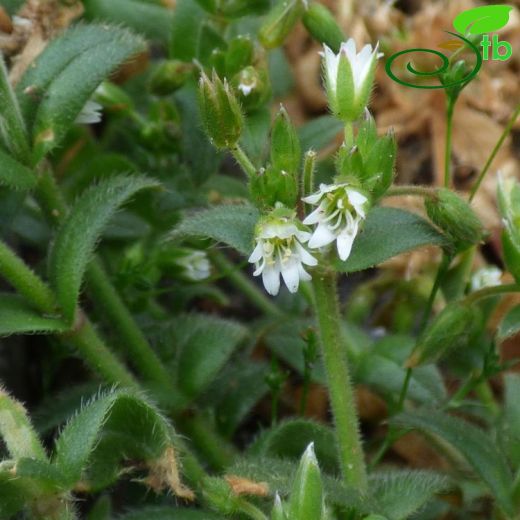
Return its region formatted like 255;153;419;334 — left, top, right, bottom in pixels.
444;97;455;188
311;267;367;490
231;144;257;179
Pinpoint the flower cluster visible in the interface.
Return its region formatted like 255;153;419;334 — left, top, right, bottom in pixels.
247;38;381;296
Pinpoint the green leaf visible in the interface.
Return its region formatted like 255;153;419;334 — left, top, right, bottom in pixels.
497;305;520;343
53;388;174;487
501;374;520;467
0;386;47;460
0;294;68;337
250;419;339;475
0;470;32;518
453;5;513;35
16;458;68;492
336;207;447;273
298;115;343;152
370;470;451;520
83;0;173;42
392;409;514;514
170;0;207;61
19;24;145;159
48;175;159;322
240;107;271;166
170;204;260;256
0;147;37;190
169;314;247;400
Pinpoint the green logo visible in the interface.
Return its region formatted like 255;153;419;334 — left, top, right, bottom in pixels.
386;5;513;89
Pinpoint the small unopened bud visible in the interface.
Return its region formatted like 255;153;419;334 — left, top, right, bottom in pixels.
225;36;254;76
258;0;305;49
271;106;301;174
497;174;520;284
303;3;345;52
149;60;193;96
425;189;484;252
94;82;133;114
288;443;325;520
272;493;286;520
406;301;480;367
250;165;298;209
233;66;271;110
198;70;244;149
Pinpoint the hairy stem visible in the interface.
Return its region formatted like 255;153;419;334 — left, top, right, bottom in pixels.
302;150;317;200
0;239;57;313
231;144;257;179
386;185;437;199
311;267;367;490
444;97;455;188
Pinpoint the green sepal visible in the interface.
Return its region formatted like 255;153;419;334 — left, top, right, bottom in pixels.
271;106;301;175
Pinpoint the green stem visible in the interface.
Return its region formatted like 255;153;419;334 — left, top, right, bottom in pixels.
311;267;367;490
35;169;68;224
209;250;282;317
386;185;437;199
464;283;520;305
177;413;237;471
469;102;520;202
474;380;499;417
0;239;57;313
0;54;30;161
231;144;256;179
444;97;455;188
86;258;179;404
65;316;139;389
302;150;317;200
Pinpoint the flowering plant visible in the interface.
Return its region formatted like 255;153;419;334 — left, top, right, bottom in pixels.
0;0;519;519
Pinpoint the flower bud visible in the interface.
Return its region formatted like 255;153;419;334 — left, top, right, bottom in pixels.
94;82;133;114
288;443;325;520
225;36;254;76
322;39;381;122
249;165;298;209
149;60;193;96
272;493;286;520
233;66;271;110
271;106;301;175
198;70;244;149
424;189;484;252
258;0;305;49
406;301;480;367
497;174;520;284
303;3;345;52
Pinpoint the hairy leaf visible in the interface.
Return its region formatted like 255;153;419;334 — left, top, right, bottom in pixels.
0;148;37;190
17;24;145;159
370;470;451;519
392;409;514;514
0;386;47;460
118;507;224;519
501;374;520;467
170;204;260;255
48;175;159;322
336;207;447;273
53;388;174;487
0;293;68;337
169;314;248;401
498;305;520;343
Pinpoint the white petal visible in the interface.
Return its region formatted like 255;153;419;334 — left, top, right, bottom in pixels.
281;261;300;293
308;224;336;249
262;266;280;296
302;191;323;205
248;242;263;263
298;264;312;282
341;39;357;62
337;232;356;261
253;262;265;276
347;189;368;217
296;242;318;266
303;205;325;225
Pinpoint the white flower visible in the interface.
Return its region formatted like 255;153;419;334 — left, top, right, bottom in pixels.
76;100;103;125
177;250;211;281
321;39;382;121
249;215;317;296
471;266;502;292
303;183;369;261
